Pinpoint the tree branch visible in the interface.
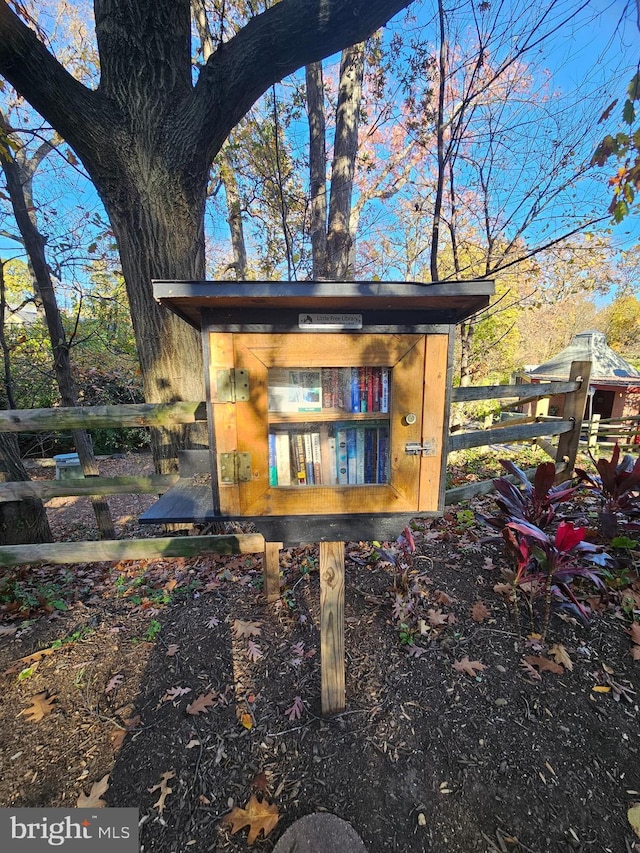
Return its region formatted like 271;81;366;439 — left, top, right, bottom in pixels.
190;0;413;163
0;2;109;164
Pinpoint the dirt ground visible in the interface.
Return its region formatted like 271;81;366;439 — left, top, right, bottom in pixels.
1;453;640;852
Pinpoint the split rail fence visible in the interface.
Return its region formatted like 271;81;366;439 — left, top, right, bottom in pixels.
0;360;596;565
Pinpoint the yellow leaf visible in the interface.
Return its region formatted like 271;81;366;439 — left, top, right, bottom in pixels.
628;803;640;837
223;793;279;844
240;712;253;730
592;685;611;693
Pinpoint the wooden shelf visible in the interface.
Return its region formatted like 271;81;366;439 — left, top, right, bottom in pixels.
268;411;390;425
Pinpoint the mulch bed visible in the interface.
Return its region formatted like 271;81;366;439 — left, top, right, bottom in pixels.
0;456;639;852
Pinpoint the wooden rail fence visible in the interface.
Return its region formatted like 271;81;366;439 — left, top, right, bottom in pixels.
0;360;597;561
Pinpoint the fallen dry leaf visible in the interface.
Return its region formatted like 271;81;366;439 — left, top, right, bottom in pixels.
162;685;192;703
21;691;56;722
523;655;564;675
186;692;217;715
240;712;253;730
549;643;573;671
520;659;542;681
77;773;109;808
223;793;279;845
232;619;262;639
148;771;175;815
246;640;263;662
110;714;141;752
427;608;448;628
166;644;180;657
629;803;640;838
470;601;491;623
105;673;124;693
453;656;487;677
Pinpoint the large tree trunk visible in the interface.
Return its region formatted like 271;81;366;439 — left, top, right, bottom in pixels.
0;433;52;545
100;168;209;473
306;61;329;279
326;43;366;280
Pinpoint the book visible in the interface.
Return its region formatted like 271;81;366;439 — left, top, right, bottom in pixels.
356;427;365;484
268;433;278;486
274;432;291;486
336;427;348;484
268;368;322;413
303;433;315;484
293;433;307;485
311;432;323;484
380;368;390;413
346;428;358;483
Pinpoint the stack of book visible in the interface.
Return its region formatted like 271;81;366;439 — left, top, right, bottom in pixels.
268;423;389;487
268;367;389;414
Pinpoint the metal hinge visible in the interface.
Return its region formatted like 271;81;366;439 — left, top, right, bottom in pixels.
215;368;250;402
219;451;252;483
405;441;437;457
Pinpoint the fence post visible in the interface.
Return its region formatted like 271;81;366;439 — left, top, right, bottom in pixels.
554;360;591;478
587;413;601;450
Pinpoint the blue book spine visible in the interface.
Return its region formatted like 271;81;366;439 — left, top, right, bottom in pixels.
377;427;389;483
268;433;278;486
346;428;358;484
351;368;361;413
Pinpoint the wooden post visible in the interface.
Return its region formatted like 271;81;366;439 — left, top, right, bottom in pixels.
588;414;601;450
263;541;282;603
555;360;591;478
320;541;345;715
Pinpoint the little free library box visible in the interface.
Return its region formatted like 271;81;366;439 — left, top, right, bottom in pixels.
142;280;493;713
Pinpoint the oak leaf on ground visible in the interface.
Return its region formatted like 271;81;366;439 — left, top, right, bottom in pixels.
523;655;564;675
223;793;279;844
549;643;573;671
247;640;263;662
427;608;448;627
21;691;56;722
470;601;491;623
232;619;262;639
105;673;124;693
148;771;175;815
77;773;109;808
186;691;217;715
453;656;486;677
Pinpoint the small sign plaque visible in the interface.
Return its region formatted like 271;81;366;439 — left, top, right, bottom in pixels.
298;313;363;330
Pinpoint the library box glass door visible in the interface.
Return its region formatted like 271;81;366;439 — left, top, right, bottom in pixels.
208;333;449;518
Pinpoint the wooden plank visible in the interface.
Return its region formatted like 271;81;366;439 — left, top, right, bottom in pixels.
0;402;206;433
554;361;592;474
232;333;423;368
418;334;448;511
0;533;266;567
0;474;179;503
263;542;282;603
320;541;345;716
444;460;569;505
451;380;579;403
448;419;574;451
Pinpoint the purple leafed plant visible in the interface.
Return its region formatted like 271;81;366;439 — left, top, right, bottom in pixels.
575;445;640;539
483;460;581;532
502;519;608;641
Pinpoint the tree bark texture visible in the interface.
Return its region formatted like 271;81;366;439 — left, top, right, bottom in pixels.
0;432;52;545
0;0;413;469
305;61;328;279
326;43;366;280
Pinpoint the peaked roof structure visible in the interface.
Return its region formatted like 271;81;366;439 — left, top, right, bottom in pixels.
529;331;640;385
